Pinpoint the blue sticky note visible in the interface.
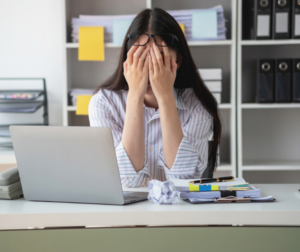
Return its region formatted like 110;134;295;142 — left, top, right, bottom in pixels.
192;10;217;39
113;19;133;46
199;185;211;191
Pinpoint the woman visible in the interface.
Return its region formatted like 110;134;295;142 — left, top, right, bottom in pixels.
89;8;222;187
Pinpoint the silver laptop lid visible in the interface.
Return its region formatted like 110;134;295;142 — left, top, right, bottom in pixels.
10;126;125;205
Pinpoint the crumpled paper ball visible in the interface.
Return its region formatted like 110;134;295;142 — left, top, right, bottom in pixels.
147;180;178;204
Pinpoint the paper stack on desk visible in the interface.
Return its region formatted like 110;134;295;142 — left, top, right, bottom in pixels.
170;178;274;203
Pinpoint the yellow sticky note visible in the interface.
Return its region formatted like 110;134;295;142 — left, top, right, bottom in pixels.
79;27;105;61
76;95;93;115
211;185;219;191
179;23;185;34
189;184;199;192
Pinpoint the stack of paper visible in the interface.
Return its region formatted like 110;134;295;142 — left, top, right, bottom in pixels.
170;178;274;203
167;5;227;41
71;15;135;45
69;88;94;106
71;5;227;45
198;68;222;103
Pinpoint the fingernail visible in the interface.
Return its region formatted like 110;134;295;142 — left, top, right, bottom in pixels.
162;41;165;45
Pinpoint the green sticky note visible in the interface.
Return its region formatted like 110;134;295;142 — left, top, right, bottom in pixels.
113;19;133;46
192;10;217;38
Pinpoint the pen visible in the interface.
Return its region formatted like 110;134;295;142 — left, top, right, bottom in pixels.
189;176;235;184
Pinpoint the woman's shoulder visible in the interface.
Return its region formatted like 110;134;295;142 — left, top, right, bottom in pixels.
91;88;128;105
180;88;212;118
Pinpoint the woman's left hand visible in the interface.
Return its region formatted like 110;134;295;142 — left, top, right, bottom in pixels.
149;42;177;102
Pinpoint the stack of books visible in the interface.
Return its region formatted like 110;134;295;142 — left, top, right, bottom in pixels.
170;178;275;203
198;68;222;104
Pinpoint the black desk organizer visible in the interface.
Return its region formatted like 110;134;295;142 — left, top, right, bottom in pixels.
0;78;49;148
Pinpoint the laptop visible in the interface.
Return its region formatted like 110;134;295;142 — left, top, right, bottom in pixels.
9;126;148;205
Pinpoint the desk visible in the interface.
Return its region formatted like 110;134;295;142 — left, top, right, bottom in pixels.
0;184;300;252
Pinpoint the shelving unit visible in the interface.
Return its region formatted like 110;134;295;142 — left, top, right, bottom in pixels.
62;0;237;176
0;78;48;164
237;1;300;177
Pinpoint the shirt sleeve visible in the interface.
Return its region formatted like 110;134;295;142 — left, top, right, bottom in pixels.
156;100;213;180
88;90;150;187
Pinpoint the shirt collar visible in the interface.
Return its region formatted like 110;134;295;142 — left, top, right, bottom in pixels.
173;88;189;110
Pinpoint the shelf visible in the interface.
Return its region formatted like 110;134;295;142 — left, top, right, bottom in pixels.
217;163;233;171
66;40;233;49
67;106;76;111
242;160;300;171
241;104;300;109
218;104;232;109
241;40;300;46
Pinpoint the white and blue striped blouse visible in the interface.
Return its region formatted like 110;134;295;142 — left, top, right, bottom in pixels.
89;87;213;188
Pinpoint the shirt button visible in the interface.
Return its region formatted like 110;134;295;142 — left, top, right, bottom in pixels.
149;147;153;152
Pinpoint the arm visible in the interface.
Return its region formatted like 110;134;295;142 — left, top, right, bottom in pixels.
89;91;151;187
122;43;150;172
149;42;182;168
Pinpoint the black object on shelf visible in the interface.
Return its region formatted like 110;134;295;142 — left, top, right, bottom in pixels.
273;0;292;39
257;59;275;102
293;58;300;102
292;0;300;38
275;59;292;102
242;0;273;40
0;78;49;148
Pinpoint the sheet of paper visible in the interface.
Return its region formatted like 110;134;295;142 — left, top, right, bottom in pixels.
192;9;217;38
179;23;185;34
76;95;93;115
113;19;133;46
79;27;104;61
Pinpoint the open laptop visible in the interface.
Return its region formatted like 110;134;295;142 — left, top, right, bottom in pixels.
9;126;148;205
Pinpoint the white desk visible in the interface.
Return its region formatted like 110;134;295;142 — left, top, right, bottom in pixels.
0;184;300;252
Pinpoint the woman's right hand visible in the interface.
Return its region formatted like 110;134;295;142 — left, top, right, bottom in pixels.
123;42;150;98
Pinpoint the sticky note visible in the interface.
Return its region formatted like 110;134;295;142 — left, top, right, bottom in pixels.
76;95;93;115
79;27;104;61
113;19;133;46
199;185;211;191
189;184;200;192
211;185;219;191
179;23;185;34
192;10;217;38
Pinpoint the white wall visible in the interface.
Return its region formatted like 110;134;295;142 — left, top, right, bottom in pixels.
0;0;65;126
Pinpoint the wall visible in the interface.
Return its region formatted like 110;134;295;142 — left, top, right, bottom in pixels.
0;0;64;126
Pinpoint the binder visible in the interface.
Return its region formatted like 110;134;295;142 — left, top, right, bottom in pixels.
293;58;300;102
257;59;275;102
273;0;292;39
275;59;292;102
243;0;273;39
292;0;300;38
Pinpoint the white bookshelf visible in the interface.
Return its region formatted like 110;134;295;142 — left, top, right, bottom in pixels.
236;1;300;177
62;0;237;176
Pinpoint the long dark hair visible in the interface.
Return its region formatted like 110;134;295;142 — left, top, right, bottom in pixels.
94;8;222;172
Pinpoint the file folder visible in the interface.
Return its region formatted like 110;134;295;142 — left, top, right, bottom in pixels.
292;0;300;38
275;59;292;102
257;59;275;102
243;0;273;39
273;0;292;39
293;58;300;102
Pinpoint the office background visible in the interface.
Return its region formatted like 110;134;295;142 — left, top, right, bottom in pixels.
0;0;299;183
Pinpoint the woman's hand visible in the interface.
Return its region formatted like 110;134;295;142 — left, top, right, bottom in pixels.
148;42;177;102
123;42;150;98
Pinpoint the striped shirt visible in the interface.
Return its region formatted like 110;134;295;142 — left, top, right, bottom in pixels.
89;88;213;188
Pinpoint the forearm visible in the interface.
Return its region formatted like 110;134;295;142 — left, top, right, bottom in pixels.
122;91;145;172
158;94;184;169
